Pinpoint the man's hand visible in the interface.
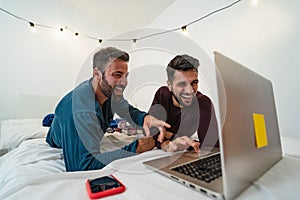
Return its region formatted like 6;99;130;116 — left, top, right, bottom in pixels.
143;115;171;143
136;136;155;154
161;136;200;153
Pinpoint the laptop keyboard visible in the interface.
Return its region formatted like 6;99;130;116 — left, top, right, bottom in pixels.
172;153;222;183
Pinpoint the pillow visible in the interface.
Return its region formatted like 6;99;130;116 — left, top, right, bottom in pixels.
0;119;49;152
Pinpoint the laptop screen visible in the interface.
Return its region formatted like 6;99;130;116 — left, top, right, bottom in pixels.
214;51;282;199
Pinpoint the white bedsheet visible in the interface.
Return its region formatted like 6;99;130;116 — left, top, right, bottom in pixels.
1;137;300;200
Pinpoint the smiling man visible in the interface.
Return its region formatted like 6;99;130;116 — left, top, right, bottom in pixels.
46;47;169;171
149;54;219;152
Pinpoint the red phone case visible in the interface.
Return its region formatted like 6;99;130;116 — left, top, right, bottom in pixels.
86;175;126;199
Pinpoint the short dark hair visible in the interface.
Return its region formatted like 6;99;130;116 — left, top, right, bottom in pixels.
166;54;199;82
93;47;129;73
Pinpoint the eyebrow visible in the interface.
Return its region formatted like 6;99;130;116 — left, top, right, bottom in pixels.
112;71;129;76
176;81;188;85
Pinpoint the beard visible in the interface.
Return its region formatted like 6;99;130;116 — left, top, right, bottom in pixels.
101;76;113;98
171;90;196;107
100;74;126;100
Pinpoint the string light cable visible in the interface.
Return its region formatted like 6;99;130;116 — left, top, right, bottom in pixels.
0;7;53;29
0;0;242;43
137;0;242;41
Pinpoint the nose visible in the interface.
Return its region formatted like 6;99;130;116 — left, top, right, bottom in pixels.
184;83;193;94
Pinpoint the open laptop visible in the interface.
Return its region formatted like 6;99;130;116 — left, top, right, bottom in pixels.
143;51;283;199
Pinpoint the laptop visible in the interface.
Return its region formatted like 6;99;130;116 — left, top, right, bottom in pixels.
143;51;283;199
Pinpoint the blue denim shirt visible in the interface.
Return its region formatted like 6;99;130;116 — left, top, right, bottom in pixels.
46;79;147;171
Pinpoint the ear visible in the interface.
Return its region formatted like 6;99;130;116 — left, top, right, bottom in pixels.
93;68;102;81
167;80;172;91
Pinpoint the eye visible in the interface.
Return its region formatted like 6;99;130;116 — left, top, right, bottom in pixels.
177;82;187;87
191;80;198;87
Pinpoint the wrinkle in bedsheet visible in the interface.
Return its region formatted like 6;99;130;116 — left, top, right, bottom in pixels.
0;139;65;195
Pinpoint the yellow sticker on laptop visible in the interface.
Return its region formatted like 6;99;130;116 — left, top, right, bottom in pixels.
253;113;268;148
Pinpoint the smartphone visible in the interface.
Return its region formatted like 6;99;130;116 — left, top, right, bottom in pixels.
86;175;126;199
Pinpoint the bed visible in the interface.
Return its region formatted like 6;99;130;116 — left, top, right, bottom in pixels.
1;118;300;200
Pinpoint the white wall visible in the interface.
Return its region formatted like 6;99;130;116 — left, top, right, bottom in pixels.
1;0;299;139
148;0;300;138
0;0;116;119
